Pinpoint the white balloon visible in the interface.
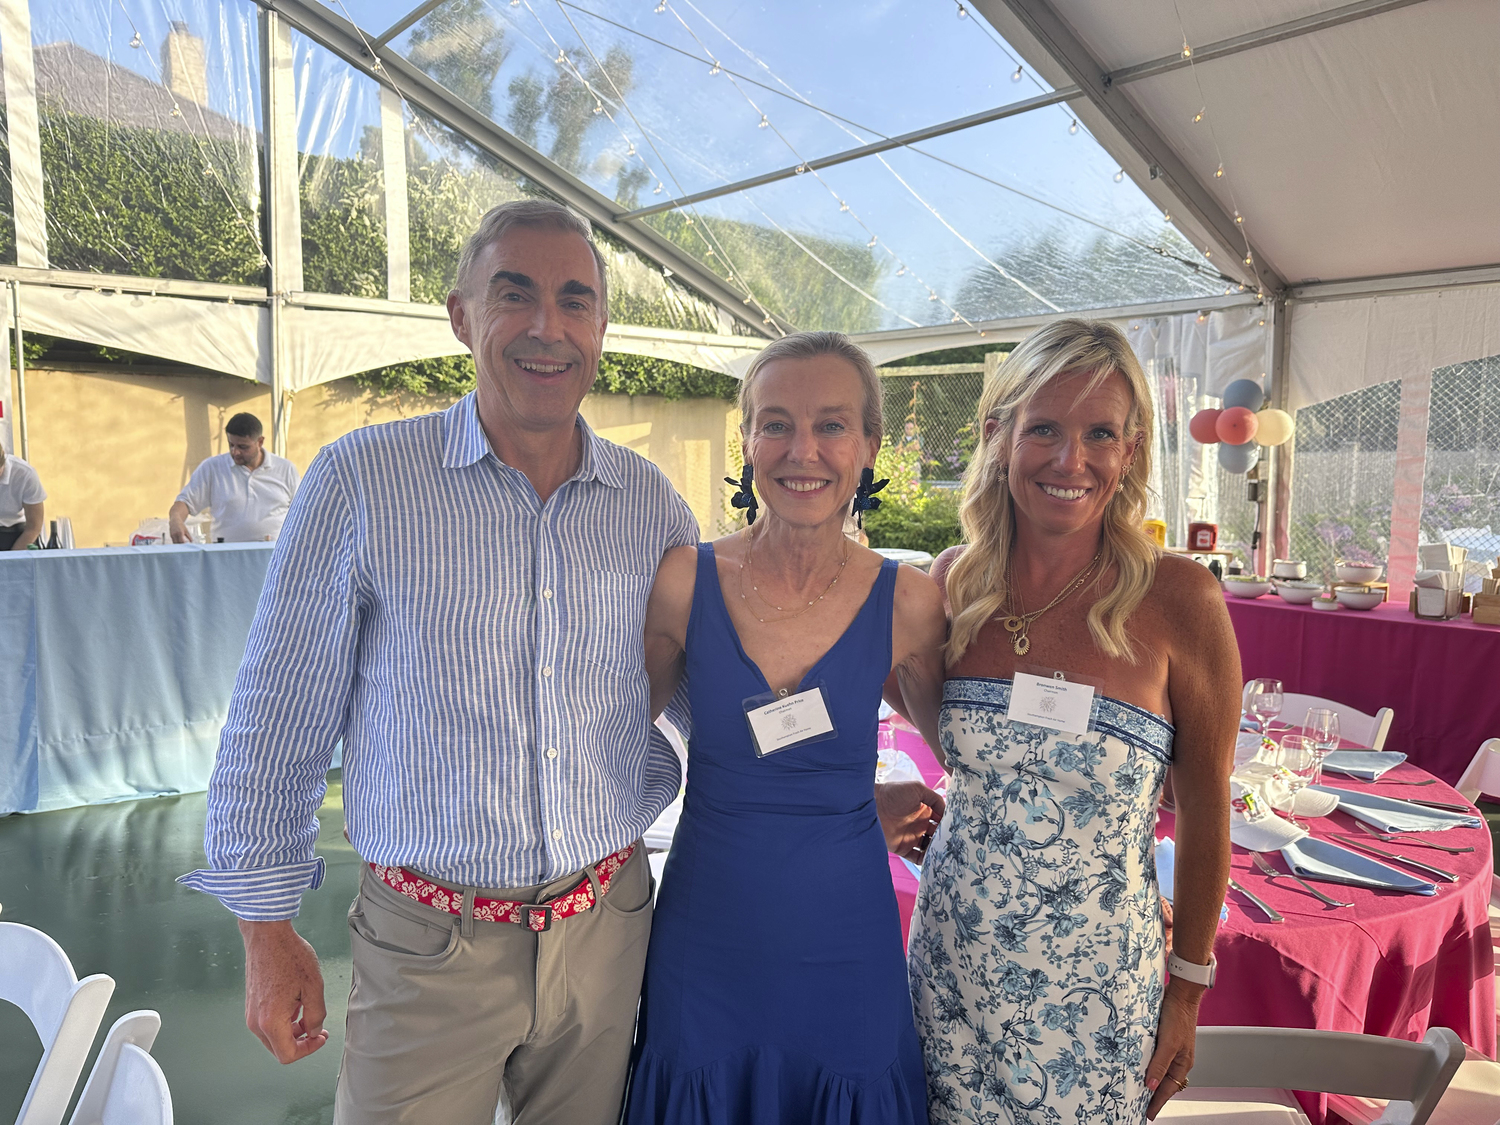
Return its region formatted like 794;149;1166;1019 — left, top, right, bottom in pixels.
1254;408;1295;446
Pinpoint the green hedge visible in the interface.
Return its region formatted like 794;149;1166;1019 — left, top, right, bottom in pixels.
863;488;963;556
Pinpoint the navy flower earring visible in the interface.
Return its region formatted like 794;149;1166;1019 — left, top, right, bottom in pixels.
725;461;758;524
850;467;889;529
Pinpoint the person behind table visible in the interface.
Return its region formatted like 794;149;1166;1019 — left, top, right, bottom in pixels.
626;331;948;1123
0;442;46;550
169;412;299;542
179;201;942;1125
908;319;1238;1123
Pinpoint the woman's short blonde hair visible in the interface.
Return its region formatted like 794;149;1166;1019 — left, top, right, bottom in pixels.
738;331;883;442
945;318;1159;664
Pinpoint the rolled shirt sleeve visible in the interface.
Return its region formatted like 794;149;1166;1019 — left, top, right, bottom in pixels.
178;447;364;920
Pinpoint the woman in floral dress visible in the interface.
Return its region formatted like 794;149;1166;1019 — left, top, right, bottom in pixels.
903;320;1238;1123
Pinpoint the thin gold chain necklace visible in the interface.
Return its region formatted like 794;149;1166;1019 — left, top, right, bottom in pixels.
1001;550;1101;656
739;528;849;625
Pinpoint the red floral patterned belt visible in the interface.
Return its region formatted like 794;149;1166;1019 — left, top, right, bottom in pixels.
370;843;636;933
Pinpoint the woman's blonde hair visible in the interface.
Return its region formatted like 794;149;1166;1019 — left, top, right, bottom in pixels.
738;331;883;441
946;319;1159;665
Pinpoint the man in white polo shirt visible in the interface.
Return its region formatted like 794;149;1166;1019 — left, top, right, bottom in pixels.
0;442;46;550
170;413;299;543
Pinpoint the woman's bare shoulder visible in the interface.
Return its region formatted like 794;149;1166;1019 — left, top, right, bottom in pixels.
1144;553;1233;640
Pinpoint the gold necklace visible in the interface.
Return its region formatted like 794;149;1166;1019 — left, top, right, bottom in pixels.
739;528;849;624
1001;550;1101;656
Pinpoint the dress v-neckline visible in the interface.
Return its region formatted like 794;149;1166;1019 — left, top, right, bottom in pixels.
705;542;887;697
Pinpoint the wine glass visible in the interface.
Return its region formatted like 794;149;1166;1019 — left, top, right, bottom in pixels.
1276;735;1320;830
1304;708;1341;778
1243;678;1284;734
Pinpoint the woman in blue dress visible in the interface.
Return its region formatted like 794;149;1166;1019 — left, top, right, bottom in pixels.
909;320;1239;1123
625;331;948;1125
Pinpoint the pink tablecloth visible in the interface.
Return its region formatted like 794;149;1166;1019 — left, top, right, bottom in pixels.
1224;592;1500;783
1160;760;1495;1121
881;718;945;949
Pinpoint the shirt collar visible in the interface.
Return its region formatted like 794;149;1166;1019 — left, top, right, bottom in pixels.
442;393;625;490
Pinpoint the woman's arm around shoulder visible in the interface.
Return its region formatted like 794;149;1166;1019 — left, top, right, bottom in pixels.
887;563;949;757
645;544;698;720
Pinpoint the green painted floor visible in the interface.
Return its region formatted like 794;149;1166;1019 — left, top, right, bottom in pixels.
0;774;359;1125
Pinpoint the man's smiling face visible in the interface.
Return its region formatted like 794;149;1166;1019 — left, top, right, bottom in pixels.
449;223;608;436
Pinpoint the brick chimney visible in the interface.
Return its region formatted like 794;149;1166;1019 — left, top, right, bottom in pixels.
162;21;207;105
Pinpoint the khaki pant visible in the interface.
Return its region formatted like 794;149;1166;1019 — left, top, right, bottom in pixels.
334;844;653;1125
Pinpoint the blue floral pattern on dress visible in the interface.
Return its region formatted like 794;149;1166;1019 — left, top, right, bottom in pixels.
909;678;1175;1124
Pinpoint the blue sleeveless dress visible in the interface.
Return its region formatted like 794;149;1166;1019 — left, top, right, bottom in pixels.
625;544;927;1125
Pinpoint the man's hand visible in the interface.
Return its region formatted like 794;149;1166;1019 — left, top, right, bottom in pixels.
168;501;192;544
239;919;329;1064
875;780;945;863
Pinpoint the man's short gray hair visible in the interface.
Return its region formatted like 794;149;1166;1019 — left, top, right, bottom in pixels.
739;331;884;442
455;198;610;308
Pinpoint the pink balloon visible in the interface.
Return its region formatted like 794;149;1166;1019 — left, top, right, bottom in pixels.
1189;409;1222;444
1215;406;1259;446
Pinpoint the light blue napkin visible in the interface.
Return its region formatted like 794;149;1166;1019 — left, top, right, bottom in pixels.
1156;838;1231;920
1281;838;1437;895
1320;750;1408;781
1311;784;1481;833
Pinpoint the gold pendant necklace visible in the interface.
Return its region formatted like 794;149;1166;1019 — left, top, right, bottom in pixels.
739;528;849;625
1002;550;1101;656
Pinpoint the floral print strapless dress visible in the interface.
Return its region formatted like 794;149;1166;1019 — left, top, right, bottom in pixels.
908;677;1175;1124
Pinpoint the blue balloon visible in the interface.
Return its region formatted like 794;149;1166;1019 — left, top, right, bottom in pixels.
1218;441;1260;474
1222;378;1266;411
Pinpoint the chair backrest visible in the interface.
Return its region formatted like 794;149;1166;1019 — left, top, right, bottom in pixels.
1193;1026;1464;1125
96;1045;172;1125
1456;738;1500;804
0;922;116;1125
1282;692;1395;751
70;1011;162;1125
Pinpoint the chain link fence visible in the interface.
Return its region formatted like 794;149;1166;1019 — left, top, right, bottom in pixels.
1425;353;1500;589
877;366;986;486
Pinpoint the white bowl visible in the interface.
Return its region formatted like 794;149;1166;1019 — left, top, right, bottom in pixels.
1336;562;1384;584
1224;578;1273;599
1334;585;1384;610
1276;581;1322;605
1272;560;1308;579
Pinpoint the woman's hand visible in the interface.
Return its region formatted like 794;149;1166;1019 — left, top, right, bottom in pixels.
1145;979;1204;1119
875;780;945;861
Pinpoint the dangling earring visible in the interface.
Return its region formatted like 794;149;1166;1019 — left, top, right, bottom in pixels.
725;461;758;525
997;465;1009;482
850;467;890;530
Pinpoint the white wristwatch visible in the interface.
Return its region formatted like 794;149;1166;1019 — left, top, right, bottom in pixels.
1167;952;1217;988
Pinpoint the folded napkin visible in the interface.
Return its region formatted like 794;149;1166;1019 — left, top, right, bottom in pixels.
1155;838;1230;920
1311;785;1480;833
1281;838;1436;895
1320;750;1408;781
1227;764;1333;850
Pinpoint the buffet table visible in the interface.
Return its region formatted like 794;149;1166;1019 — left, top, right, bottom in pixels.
0;544;273;815
1225;592;1500;783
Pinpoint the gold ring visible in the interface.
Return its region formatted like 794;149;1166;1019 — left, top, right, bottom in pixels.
1170;1075;1190;1091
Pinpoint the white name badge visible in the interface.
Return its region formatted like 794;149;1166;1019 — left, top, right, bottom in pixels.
744;686;837;757
1008;671;1095;736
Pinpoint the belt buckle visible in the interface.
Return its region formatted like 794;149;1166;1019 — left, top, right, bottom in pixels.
521;905;552;932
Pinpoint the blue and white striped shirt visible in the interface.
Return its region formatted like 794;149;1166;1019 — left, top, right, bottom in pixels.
179;394;697;920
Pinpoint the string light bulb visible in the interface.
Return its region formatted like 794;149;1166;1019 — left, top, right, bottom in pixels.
170;106;182;117
1068;119;1079;135
653;182;663;194
1011;65;1023;81
1181;42;1192;58
709;61;721;75
654;1;666;10
1243;253;1254;265
896;266;906;276
928;290;939;301
129;30;142;48
794;163;808;174
839;201;849;212
592;102;603;114
1163;210;1172;221
1214;164;1224;178
956;3;968;17
1113;169;1124;182
1196;311;1208;323
867;235;877;247
1234;210;1243;224
626;143;636;156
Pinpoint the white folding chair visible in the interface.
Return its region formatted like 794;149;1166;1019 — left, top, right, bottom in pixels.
1455;739;1500;804
1155;1025;1464;1125
89;1045;172;1125
1329;1045;1500;1125
1282;692;1395;751
69;1011;165;1125
0;922;116;1125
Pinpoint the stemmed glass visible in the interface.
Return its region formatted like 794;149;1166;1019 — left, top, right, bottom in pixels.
1243;679;1284;735
1304;708;1341;779
1276;735;1320;830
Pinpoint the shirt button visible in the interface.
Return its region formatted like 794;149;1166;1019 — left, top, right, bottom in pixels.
542;666;553;678
546;747;558;759
542;589;553;599
551;828;563;840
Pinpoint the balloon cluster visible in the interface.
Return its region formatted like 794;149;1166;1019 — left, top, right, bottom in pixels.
1189;379;1296;474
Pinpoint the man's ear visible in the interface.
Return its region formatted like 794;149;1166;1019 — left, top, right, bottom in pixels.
447;289;471;348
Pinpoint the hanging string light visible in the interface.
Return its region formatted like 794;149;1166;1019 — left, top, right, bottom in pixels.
1113;169;1124;182
956;3;969;17
1011;65;1023;81
1192;108;1204;124
129;30;142;48
1068;119;1079;135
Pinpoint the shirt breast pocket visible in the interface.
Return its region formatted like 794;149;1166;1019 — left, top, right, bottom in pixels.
576;571;653;677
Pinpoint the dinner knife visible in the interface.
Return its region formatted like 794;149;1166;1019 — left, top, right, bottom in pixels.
1328;836;1459;882
1227;878;1284;922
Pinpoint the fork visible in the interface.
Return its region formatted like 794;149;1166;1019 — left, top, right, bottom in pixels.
1352;821;1475;853
1251;852;1352;907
